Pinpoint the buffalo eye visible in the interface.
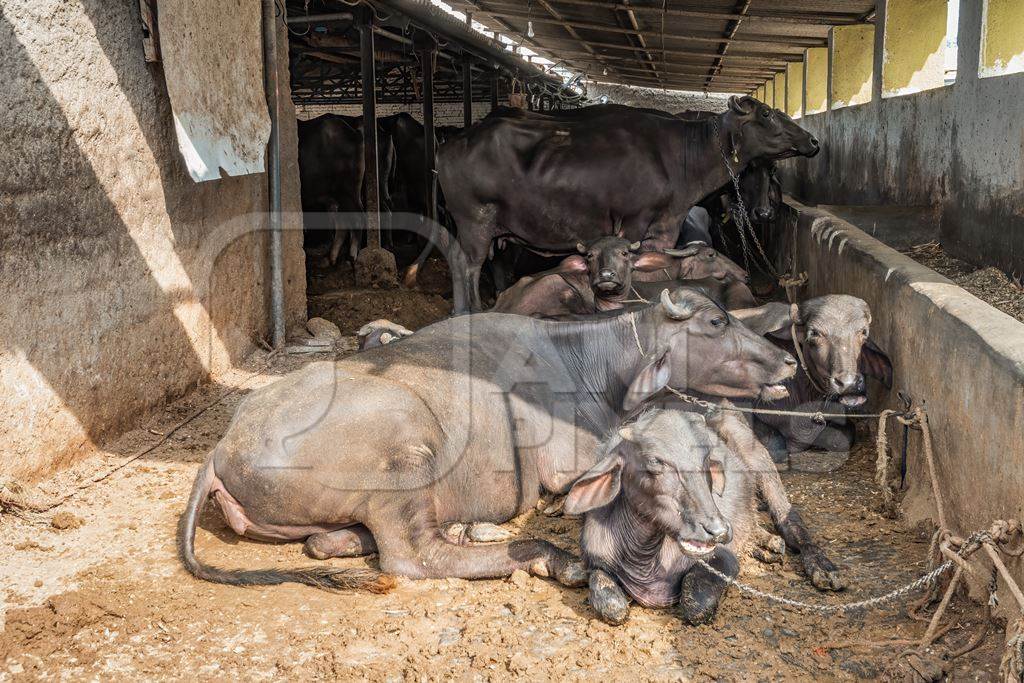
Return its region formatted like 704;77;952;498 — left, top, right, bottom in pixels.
710;316;727;328
761;109;770;118
859;328;869;337
646;458;664;474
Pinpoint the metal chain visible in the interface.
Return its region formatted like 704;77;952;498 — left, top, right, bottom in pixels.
711;117;780;279
695;557;954;615
695;529;996;615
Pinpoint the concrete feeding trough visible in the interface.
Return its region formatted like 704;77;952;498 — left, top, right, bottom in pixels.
775;198;1024;599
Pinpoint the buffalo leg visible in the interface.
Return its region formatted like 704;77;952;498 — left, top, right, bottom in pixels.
708;406;845;591
327;203;346;266
754;461;844;590
304;525;378;559
442;522;515;544
589;569;630;625
373;521;586;586
678;547;738;625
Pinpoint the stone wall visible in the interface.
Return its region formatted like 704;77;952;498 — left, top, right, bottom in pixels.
0;2;306;480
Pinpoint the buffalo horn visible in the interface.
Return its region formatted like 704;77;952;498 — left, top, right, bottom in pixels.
660;289;694;320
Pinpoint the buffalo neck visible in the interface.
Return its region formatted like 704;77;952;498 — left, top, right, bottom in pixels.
586;488;677;605
671;114;748;202
535;306;661;435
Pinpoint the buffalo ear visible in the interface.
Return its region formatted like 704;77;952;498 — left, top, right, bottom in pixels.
632;251;672;271
562;255;588;273
860;338;893;388
623;346;672;411
731;302;791;338
708;459;726;497
564;454;624;515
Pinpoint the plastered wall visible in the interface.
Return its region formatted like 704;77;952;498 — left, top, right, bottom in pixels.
0;2;306;480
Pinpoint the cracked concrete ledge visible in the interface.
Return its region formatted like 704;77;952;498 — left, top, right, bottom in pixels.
780;198;1024;611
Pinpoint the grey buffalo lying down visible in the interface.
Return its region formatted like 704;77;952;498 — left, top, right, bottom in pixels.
492;236;754;318
179;288;797;591
356;319;413;350
751;296;893;459
631;243;748;284
568;409;756;626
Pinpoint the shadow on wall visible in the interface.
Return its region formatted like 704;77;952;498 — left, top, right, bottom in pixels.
0;2;289;479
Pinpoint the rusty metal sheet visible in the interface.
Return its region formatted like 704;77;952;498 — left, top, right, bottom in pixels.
160;0;270;182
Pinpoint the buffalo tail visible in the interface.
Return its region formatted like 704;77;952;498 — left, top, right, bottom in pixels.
176;459;395;594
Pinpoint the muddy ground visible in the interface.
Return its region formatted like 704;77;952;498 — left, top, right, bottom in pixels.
0;337;1004;680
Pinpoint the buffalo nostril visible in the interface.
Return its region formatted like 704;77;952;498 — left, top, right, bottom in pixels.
831;373;863;393
702;520;732;544
783;355;798;367
810;137;819;147
599;269;615;280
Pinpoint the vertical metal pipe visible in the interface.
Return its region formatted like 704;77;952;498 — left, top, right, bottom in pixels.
490;69;499;111
261;0;285;349
420;46;437;222
358;10;381;248
463;55;473;127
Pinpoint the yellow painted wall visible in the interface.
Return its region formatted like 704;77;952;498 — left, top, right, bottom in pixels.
773;72;786;109
764;78;775;106
832;24;874;108
882;0;947;97
755;84;765;101
980;0;1024;78
805;47;828;114
786;61;804;117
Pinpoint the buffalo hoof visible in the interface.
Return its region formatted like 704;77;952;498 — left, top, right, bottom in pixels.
589;570;630;625
678;586;722;626
802;546;845;591
750;532;786;565
679;551;738;626
542;495;567;517
556;560;589;588
466;523;515;543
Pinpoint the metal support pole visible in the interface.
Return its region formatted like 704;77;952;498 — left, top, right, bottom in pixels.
463;54;473;127
358;9;381;248
261;0;285;349
490;69;499;110
418;43;437;222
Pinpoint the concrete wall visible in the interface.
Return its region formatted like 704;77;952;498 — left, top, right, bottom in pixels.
831;24;874;108
0;2;306;480
781;0;1024;277
781;199;1024;608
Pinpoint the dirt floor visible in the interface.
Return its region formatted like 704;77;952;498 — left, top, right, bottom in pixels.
900;241;1024;324
0;337;1006;680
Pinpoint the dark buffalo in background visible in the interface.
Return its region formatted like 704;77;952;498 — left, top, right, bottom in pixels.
296;114;396;265
437;96;819;311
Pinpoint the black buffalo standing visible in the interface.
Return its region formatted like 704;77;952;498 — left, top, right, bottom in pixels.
437;97;818;311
